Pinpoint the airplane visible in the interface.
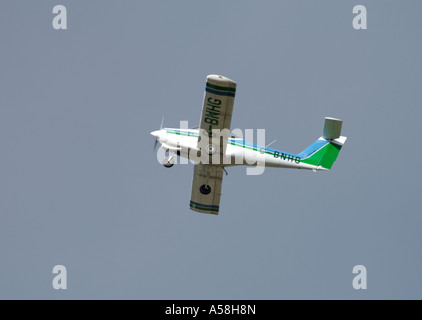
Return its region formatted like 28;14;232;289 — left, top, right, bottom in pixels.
151;74;347;215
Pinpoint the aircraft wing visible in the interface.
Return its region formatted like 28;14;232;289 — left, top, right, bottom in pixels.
190;164;224;214
197;74;237;157
189;75;236;215
199;74;236;132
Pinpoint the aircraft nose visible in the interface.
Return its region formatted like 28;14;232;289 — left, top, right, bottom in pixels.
150;130;160;138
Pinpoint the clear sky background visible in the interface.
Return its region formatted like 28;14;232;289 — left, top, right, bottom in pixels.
1;1;421;299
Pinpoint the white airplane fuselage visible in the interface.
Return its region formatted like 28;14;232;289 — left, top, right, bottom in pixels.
151;128;331;171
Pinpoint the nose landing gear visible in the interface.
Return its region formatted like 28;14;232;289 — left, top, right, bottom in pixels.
162;154;174;168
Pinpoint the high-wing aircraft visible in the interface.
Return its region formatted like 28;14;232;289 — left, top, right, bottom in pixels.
151;75;347;215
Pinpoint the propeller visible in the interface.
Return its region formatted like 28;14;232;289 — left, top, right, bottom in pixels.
159;115;164;130
153;136;159;152
153;116;164;152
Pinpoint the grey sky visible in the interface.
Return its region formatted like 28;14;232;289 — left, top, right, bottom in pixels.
1;1;421;299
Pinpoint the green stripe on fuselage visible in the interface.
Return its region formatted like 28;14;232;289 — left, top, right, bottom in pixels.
166;130;197;137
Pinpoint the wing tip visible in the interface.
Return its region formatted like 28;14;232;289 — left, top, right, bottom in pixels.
207;74;236;86
189;201;219;215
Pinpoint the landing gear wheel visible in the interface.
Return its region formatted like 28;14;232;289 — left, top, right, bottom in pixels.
200;184;212;195
162;157;174;168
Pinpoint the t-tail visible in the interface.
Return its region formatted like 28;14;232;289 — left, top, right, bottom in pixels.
298;117;347;170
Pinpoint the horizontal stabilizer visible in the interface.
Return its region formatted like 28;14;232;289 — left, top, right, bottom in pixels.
323;117;343;140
